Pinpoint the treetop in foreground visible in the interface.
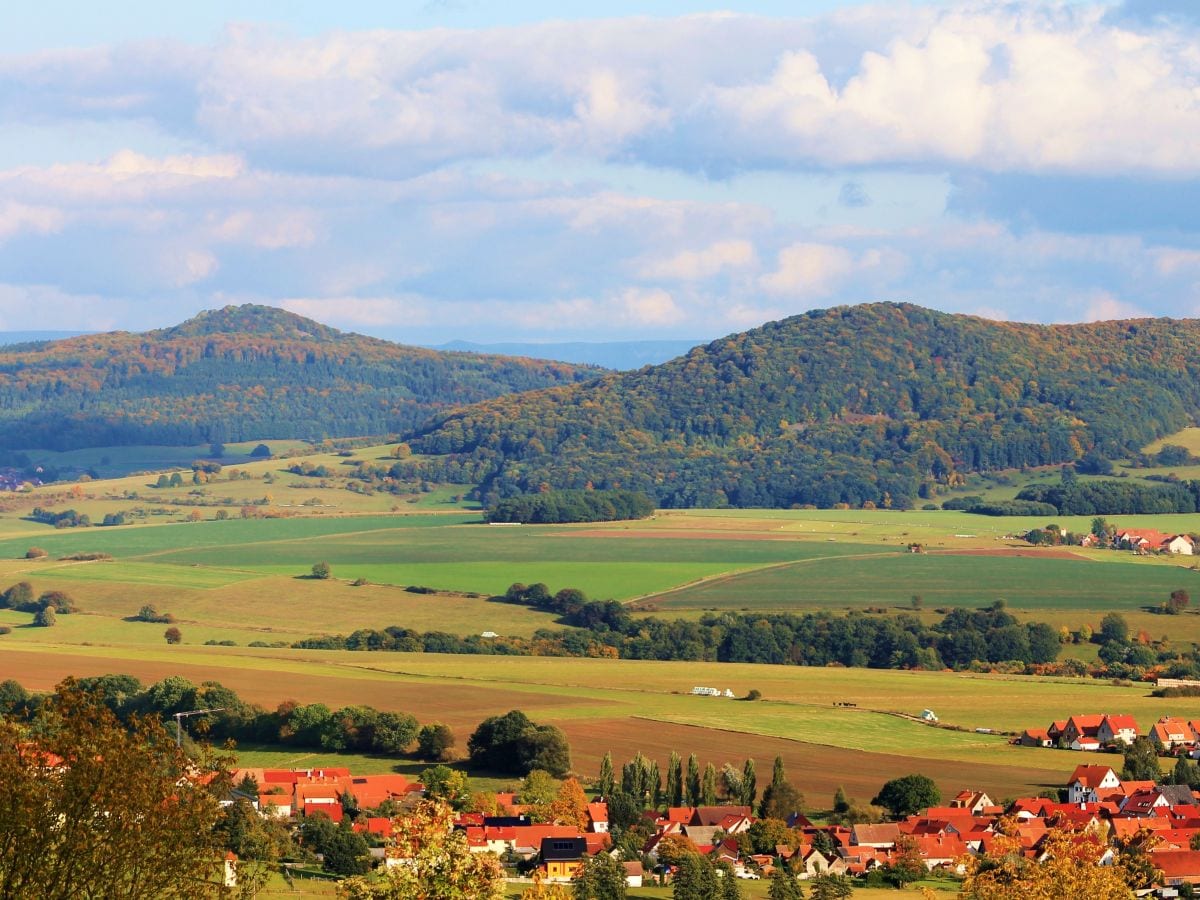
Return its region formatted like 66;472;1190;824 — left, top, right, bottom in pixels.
0;679;237;899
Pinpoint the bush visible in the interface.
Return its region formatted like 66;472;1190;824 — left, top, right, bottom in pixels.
164;627;182;645
310;561;331;580
0;626;11;636
33;607;56;627
24;548;47;559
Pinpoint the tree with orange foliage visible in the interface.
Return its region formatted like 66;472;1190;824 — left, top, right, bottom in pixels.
548;776;590;830
960;825;1134;899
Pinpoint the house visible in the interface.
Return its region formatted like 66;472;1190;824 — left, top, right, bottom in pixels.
1153;850;1200;887
1152;717;1193;751
622;861;644;888
851;823;900;848
1063;715;1105;751
691;806;753;827
587;802;609;833
1067;765;1121;804
1098;715;1140;746
1016;728;1054;748
921;709;939;723
1116;529;1194;555
1119;788;1172;816
540;837;588;881
798;848;845;879
950;791;994;814
1165;535;1196;555
1046;720;1069;744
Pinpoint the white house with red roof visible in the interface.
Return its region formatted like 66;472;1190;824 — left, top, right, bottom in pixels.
1097;715;1140;746
1068;765;1121;804
1152;717;1194;751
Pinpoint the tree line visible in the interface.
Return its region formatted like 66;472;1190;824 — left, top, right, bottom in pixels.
294;592;1063;671
485;489;654;524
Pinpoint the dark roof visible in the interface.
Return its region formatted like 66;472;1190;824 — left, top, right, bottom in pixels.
483;815;531;827
692;805;753;826
1162;785;1197;807
540;837;588;861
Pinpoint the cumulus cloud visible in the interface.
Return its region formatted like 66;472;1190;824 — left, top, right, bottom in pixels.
0;9;1197;178
0;7;1197;339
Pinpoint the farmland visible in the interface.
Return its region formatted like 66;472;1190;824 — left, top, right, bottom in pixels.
3;439;1200;813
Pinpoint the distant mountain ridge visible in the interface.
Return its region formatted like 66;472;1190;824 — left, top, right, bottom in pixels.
0;305;602;450
401;302;1200;509
430;339;705;370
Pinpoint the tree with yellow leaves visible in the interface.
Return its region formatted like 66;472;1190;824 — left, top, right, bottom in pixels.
960;825;1134;899
337;798;504;900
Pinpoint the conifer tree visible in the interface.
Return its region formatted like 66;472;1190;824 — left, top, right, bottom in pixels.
686;754;701;806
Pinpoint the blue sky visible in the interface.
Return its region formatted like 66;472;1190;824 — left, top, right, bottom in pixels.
0;0;1197;342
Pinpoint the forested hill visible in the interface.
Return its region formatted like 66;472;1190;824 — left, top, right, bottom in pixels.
403;303;1200;509
0;305;602;450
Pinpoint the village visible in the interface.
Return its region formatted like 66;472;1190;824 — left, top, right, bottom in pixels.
225;759;1200;895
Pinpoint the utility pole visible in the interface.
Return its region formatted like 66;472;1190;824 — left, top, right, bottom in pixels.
173;708;226;747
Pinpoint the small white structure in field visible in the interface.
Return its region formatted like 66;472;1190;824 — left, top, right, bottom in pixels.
691;686;722;696
723;689;735;698
921;709;939;723
480;631;499;638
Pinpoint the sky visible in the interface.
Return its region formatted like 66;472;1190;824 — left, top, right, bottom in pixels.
0;0;1198;343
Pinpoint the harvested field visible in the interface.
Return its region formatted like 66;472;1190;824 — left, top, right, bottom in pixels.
0;645;601;730
931;548;1088;560
558;718;1058;801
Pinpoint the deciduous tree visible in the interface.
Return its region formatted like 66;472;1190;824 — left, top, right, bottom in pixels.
0;679;235;899
338;798;504;899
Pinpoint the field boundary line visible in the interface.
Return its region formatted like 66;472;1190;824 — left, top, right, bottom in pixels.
628;550;902;605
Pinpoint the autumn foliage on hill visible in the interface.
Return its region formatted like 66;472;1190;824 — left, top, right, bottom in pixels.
0;304;600;450
403;303;1200;509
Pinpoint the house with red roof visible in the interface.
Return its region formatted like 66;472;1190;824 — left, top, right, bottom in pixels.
1152;716;1194;751
1067;765;1121;804
1097;715;1139;746
1063;715;1105;751
587;802;608;833
1153;850;1200;886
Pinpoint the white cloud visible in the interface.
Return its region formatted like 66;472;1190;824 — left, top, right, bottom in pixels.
0;201;63;242
616;287;684;326
1074;290;1148;322
638;239;757;281
760;243;855;296
3;9;1199;178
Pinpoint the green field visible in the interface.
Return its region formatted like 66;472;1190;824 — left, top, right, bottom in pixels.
657;550;1199;610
